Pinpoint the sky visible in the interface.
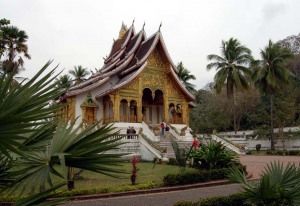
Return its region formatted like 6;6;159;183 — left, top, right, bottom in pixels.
1;0;300;89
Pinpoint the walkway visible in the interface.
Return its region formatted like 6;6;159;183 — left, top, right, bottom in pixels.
65;184;241;206
239;155;300;178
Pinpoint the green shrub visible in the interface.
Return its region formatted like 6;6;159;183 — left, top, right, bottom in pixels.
288;150;300;156
168;158;178;165
197;193;249;206
190;141;238;170
173;193;249;206
163;168;228;186
255;144;261;151
173;200;194;206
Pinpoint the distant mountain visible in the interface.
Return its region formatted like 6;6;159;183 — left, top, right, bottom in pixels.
278;33;300;54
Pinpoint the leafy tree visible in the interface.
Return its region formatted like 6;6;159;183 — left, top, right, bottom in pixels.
0;19;30;75
207;38;252;133
228;162;300;206
56;74;72;89
252;40;293;150
190;89;232;133
69;65;90;85
0;61;125;205
176;62;196;93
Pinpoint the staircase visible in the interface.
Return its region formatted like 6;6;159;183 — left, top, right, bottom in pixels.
210;134;245;155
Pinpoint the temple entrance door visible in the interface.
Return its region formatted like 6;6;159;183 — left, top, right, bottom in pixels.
142;88;153;123
142;88;164;124
153;90;163;124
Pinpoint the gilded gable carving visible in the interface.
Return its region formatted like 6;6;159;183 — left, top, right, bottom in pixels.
147;48;168;68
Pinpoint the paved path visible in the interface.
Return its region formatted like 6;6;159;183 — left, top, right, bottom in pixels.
240;155;300;178
66;184;242;206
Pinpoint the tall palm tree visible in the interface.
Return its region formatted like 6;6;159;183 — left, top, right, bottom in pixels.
69;65;90;85
56;74;72;90
252;40;293;150
176;62;196;93
0;25;30;75
207;38;252;133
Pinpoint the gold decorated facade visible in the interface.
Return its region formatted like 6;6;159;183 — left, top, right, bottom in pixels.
65;23;195;126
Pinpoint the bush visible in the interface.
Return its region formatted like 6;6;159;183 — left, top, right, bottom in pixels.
255;144;261;151
288;150;300;156
174;193;249;206
190;141;238;170
168;158;178;165
174;200;194;206
163;168;228;186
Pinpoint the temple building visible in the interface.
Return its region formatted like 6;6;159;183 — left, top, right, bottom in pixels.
65;23;195;128
63;23;195;160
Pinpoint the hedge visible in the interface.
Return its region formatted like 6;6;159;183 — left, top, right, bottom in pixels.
163;168;229;186
174;193;250;206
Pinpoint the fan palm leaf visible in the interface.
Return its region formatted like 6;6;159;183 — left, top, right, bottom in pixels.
0;61;61;157
229;161;300;205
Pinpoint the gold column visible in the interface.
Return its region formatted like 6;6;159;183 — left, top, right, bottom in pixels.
182;102;188;125
137;78;143;122
163;86;169;123
111;93;120;122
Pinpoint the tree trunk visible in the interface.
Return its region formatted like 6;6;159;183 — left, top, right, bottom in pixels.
270;94;275;150
67;167;75;190
233;89;237;134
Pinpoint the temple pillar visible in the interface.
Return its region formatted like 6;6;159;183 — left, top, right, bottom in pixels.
182;102;188;125
163;89;169;123
137;78;143;122
111;93;120;122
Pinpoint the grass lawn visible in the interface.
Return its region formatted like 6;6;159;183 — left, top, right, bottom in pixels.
0;162;197;201
62;162;197;196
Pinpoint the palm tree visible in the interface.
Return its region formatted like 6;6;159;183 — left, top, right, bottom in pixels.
0;61;125;205
56;74;72;89
176;62;196;93
252;40;293;150
0;25;30;75
207;38;252;133
69;65;90;85
228;162;300;205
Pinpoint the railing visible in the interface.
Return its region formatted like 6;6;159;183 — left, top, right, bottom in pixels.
108;134;140;154
111;134;139;140
210;134;245;155
142;121;160;141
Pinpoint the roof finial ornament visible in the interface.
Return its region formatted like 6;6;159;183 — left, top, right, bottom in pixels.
142;21;146;30
159;22;162;32
132;18;135;25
